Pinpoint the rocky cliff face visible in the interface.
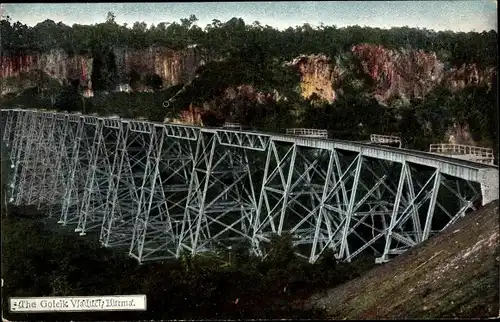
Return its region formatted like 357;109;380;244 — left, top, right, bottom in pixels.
444;63;496;91
1;45;493;102
350;44;445;102
352;44;495;101
286;47;495;146
166;46;495;129
1;45;496;147
0;46;207;96
287;44;495;105
112;46;206;90
288;54;337;103
165;85;283;125
0;50;93;96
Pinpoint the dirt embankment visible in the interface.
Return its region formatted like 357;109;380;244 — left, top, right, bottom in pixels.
307;200;499;319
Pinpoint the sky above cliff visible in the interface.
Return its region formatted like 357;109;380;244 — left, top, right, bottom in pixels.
1;1;497;32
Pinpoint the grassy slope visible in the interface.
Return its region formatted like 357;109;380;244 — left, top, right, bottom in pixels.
308;200;499;319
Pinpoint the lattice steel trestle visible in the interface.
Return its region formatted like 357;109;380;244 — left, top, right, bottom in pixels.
1;109;498;264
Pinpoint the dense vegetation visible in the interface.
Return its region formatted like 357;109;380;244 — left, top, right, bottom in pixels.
1;13;497;155
1;206;375;320
1;13;497;67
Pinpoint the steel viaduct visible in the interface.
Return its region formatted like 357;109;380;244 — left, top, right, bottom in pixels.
1;108;498;264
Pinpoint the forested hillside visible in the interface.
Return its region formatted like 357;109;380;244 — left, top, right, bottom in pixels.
0;13;497;153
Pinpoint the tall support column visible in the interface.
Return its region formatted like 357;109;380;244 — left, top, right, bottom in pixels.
100;121;151;248
129;125;163;260
178;130;257;256
36;112;60;209
59;115;86;226
129;124;163;262
341;170;390;262
377;161;406;263
134;134;195;261
238;147;259;243
181;133;217;254
24;111;47;204
176;134;199;257
15;111;42;205
254;141;331;260
131;131;195;262
391;170;439;248
9;110;32;203
403;164;422;244
377;162;440;262
309;149;335;263
45;114;70;216
277;148;358;262
333;150;350;214
277;143;297;235
77;117;122;235
50;114;79;218
76;118;104;235
422;170;441;241
253;141;297;255
26;112;55;205
252;140;273;257
283;147;331;260
100;121;127;247
337;153;363;260
129;124;158;262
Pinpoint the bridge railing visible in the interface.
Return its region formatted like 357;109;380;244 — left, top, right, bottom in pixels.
370;134;402;148
429;144;495;164
286;128;328;139
223;122;242;130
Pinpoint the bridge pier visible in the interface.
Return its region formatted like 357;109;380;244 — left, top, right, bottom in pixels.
59;114;95;227
76;117;122;236
178;131;257;257
130;129;194;262
100;120;156;248
478;168;499;206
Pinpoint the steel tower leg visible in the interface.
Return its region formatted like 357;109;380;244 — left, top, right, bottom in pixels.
129;124;162;262
16;112;45;205
101;121;151;248
10;111;32;204
100;122;128;247
59;116;86;226
46;114;71;217
77;119;104;235
36;113;59;209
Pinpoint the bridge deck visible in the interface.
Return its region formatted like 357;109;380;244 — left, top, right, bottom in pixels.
1;108;497;180
202;127;497;186
174;125;497;167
